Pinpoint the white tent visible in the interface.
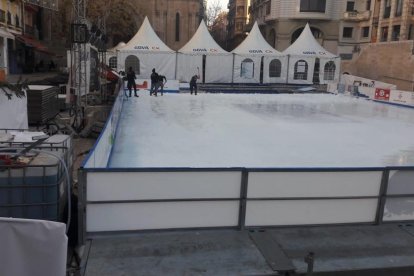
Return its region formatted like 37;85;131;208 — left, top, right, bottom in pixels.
177;21;232;83
106;42;125;70
283;23;340;85
118;17;176;79
232;22;287;84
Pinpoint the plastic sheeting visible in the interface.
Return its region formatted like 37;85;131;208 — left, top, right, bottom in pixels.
118;52;176;80
205;55;233;83
0;89;28;129
286;56;315;84
319;57;341;85
263;56;289;84
0;217;67;276
232;55;261;83
176;54;203;83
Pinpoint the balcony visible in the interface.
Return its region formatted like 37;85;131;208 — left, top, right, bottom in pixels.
343;10;371;21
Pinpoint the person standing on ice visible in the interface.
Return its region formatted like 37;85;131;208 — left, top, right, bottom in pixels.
190;74;199;95
126;67;138;97
154;74;167;96
150;68;159;96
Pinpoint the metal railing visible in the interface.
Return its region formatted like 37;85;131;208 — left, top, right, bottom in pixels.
78;166;414;244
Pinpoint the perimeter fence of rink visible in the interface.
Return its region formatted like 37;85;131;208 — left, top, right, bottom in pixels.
79;84;414;244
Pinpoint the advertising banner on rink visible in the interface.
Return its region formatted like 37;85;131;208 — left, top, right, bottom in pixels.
124;79;179;93
374;88;390;101
389;90;414;106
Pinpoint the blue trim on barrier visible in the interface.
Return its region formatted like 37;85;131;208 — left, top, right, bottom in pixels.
81;83;125;168
372;99;414;109
123;89;179;93
83;165;414;173
107;90;126;168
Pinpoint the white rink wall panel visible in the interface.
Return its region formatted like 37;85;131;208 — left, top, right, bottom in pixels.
383;198;414;221
245;199;379;226
87;171;242;201
86;201;240;232
247;171;382;198
387;170;414;195
383;169;414;221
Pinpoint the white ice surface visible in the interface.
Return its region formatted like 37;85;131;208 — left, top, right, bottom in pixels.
109;93;414;168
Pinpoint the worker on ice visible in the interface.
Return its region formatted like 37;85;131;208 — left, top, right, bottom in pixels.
150;68;159;96
190;74;199;95
126;67;138;97
154;74;167;96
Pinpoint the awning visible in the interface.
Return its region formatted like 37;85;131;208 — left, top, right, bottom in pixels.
15;35;55;55
0;28;14;39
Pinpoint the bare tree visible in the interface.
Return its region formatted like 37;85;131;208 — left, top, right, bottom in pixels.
210;11;228;50
206;0;223;28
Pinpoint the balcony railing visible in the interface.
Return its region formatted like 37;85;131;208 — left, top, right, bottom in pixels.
343;10;371;21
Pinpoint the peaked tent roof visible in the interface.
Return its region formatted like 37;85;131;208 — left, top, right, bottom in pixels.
108;42;126;52
120;17;174;53
283;23;337;58
179;20;229;55
232;22;283;56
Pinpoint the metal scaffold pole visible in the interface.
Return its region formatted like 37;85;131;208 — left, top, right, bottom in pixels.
70;0;88;132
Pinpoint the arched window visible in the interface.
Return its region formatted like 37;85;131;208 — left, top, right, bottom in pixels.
175;13;180;42
291;26;323;44
109;57;117;69
240;58;254;79
294;60;308;80
269;59;281;78
323;61;336;80
125;55;140;74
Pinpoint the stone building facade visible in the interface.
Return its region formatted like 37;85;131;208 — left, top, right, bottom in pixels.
149;0;205;50
227;0;250;50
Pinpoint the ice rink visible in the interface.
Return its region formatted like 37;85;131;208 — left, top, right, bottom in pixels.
109;93;414;168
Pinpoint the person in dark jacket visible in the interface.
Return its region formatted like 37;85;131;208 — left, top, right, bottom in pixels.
190;75;199;95
154;74;167;96
150;68;159;96
126;67;138;97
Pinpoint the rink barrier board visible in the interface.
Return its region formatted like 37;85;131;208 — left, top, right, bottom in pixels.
78;166;414;241
82;82;125;168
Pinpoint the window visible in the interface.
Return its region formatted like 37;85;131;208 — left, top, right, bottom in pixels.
409;24;413;40
383;0;391;18
294;60;308;80
346;1;355;12
366;0;371;10
343;27;353;38
266;1;271;15
395;0;402;17
109;57;117;69
300;0;326;12
380;26;388;41
0;10;5;23
323;61;336;81
392;25;400;41
15;15;19;27
175;13;180;42
125;55;140;75
236;22;243;32
361;26;370;38
7;11;11;25
237;6;245;16
269;59;281;78
240;58;254;79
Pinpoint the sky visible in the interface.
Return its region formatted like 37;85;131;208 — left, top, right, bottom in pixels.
109;93;414;168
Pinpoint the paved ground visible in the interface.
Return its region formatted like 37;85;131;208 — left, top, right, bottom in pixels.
83;225;414;276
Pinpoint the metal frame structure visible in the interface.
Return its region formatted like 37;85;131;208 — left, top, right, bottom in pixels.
77;165;414;245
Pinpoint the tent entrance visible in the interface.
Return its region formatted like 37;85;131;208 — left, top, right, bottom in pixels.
313;58;320;84
202;55;206;84
260;56;264;84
